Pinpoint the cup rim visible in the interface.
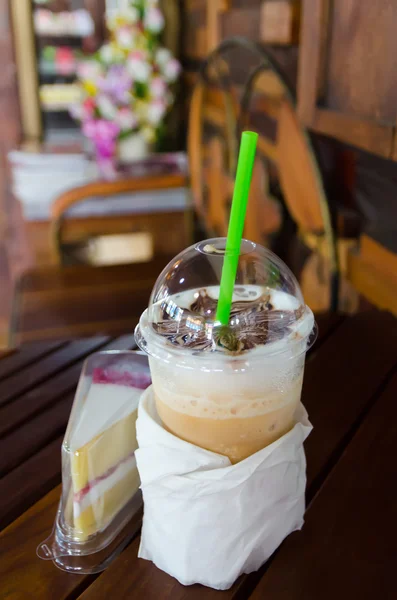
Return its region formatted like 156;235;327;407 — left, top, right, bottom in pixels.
134;308;317;369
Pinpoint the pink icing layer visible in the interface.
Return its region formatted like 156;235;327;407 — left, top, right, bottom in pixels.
92;366;151;389
73;450;136;504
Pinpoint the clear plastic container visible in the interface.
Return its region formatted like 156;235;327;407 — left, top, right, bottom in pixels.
135;238;317;463
37;351;151;573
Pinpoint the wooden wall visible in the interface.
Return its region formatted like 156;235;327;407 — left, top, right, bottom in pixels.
0;0;22;240
0;0;23;346
0;0;21;201
298;0;397;160
180;0;299;105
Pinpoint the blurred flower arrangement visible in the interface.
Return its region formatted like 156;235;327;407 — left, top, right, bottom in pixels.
70;0;181;178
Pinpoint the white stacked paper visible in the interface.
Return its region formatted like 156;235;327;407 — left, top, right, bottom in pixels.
8;151;189;221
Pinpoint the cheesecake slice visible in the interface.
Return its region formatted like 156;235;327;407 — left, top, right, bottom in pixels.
68;359;151;541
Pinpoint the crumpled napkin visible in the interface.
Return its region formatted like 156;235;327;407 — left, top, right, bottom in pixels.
135;386;312;590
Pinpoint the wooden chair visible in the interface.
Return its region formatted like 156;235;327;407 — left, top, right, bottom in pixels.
10;164;192;344
347;235;397;317
188;37;349;311
49;171;191;266
188;42;282;247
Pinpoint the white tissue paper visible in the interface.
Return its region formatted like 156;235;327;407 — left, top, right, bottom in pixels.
135;386;312;590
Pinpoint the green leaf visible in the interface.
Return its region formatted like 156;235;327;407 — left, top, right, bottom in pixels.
118;128;139;140
134;81;147;98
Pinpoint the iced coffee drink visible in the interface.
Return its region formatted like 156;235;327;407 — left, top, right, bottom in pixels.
136;239;315;463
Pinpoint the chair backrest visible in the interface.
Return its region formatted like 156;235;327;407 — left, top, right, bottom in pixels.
187;37;339;308
49;171;188;266
188;41;282;246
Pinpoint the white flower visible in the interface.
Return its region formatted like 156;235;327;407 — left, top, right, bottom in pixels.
162;58;181;83
116;26;135;49
144;7;165;33
100;44;114;64
156;47;171;67
147;99;166;126
127;56;152;83
77;60;102;80
124;6;139;23
99;43;124;64
116;108;138;131
97;95;117;120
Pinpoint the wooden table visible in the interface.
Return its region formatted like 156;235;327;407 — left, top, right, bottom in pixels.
1;310;397;599
11;256;172;346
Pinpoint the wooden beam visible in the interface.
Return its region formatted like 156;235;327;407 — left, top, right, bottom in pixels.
313;109;394;159
206;0;229;53
297;0;330;125
10;0;42;142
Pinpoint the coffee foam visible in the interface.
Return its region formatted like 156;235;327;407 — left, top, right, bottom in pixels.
149;353;305;420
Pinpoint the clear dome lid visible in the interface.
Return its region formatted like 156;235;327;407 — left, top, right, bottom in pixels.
135;238;316;361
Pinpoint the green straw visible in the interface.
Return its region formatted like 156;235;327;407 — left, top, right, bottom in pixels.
216;131;258;325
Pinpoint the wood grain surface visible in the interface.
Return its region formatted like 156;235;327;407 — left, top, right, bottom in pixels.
250;371;397;600
298;0;397;158
0;311;396;599
13;256;173;344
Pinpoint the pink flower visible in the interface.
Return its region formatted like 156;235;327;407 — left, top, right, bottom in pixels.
144;7;165;33
96;119;120;140
82;119;97;139
82;119;120;179
72;97;96;121
127;52;152;83
98;65;133;104
116;107;138;131
82;119;120;141
116;25;135;49
147;99;166;126
150;76;167;99
129;50;146;62
83;97;96;112
162;58;181;83
77;60;102;81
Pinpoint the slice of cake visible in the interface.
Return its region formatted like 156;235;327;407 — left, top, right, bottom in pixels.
68;358;151;541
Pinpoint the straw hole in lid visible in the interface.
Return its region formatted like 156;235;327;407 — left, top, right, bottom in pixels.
195;238;256;256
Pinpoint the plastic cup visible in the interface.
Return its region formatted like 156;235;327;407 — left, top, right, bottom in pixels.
135;238;316;464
